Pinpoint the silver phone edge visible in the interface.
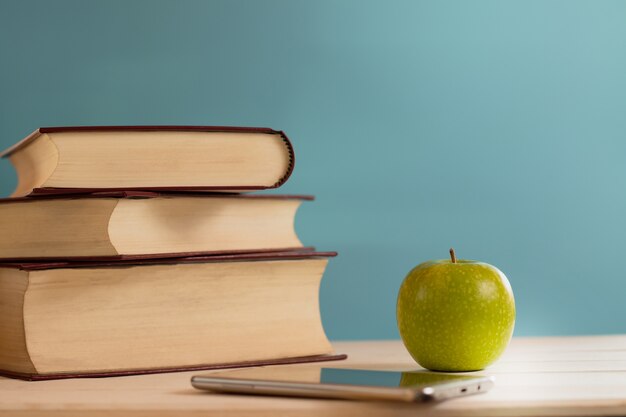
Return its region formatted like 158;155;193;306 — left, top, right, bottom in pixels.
422;375;496;402
191;375;495;403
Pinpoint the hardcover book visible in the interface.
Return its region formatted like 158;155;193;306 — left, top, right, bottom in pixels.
0;192;312;260
0;251;344;380
1;126;295;197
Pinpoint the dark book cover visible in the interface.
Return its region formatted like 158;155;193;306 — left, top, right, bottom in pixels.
1;354;348;381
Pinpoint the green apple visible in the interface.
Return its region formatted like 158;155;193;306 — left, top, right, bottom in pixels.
397;249;515;372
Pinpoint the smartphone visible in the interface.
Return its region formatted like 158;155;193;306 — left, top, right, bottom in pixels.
191;367;494;403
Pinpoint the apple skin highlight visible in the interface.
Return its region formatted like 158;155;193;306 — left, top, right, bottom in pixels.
396;250;516;372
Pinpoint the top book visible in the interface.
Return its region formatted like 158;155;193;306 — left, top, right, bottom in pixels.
1;126;295;197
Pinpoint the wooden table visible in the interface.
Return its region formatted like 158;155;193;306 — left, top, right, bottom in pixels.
1;335;625;416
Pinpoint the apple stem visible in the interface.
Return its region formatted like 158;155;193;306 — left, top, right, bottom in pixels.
449;248;457;263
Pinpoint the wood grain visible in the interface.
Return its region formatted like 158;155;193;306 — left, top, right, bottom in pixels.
1;335;625;416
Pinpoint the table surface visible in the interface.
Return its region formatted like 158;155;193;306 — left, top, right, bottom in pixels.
1;335;625;417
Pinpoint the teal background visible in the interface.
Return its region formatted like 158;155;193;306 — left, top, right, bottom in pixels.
1;0;625;339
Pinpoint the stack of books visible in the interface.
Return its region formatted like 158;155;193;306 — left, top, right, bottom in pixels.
0;126;344;380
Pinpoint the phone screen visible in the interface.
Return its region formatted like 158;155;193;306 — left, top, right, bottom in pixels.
320;368;479;388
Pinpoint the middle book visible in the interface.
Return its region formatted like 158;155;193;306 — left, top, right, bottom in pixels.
0;192;313;261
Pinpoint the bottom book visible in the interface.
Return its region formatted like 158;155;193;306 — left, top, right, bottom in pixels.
0;251;345;380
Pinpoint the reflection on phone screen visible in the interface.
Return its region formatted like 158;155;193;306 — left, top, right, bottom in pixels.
320;368;479;388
